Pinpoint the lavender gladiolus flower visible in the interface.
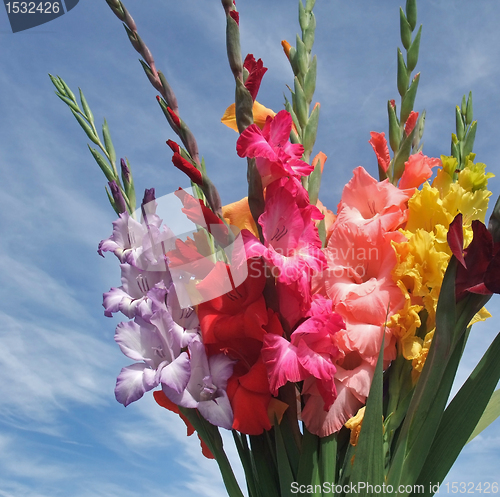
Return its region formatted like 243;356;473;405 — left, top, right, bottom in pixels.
114;309;197;406
163;337;234;429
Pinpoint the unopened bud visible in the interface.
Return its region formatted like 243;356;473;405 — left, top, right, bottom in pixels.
109;181;127;214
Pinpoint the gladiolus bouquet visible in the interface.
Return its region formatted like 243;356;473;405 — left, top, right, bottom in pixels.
51;0;500;495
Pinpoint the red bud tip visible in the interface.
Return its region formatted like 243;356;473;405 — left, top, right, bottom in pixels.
166;139;180;154
172;152;203;186
167;107;181;128
229;10;239;26
390;99;396;108
156;95;161;102
404;111;419;136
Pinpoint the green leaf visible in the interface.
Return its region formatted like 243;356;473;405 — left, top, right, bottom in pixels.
102;119;116;166
233;432;260;497
296;428;320;493
349;335;385;494
179;408;245;497
415;332;500;492
274;418;296;497
319;434;337;496
79;88;94;124
387;259;458;490
71;108;99;145
468;389;500;442
249;435;280;497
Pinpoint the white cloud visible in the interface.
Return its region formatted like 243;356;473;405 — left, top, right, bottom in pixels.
0;310;117;431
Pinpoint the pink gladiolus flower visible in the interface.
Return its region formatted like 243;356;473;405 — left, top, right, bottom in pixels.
236;110;313;186
243;177;325;325
399;152;440;190
244;177;325;283
335;166;414;241
261;312;344;410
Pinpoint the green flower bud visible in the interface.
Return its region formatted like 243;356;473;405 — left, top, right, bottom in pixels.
284;96;302;136
79;89;94;124
308;154;322;206
397;48;409;97
295;35;308;78
461;94;467;116
294;77;308;128
388;100;401;152
407;25;422;72
71;108;99;145
400;73;420;124
303;55;317;105
466;91;473;125
451;138;460;162
393;127;416;181
88;145;115;182
303;14;316;53
303;103;320;154
226;14;242;81
463;121;477;159
456;106;465;141
406;0;417;31
235;79;254;133
102;119;116;166
400;8;412;50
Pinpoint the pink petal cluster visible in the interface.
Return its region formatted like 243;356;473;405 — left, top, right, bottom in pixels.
304;167;410;436
236;110;314;187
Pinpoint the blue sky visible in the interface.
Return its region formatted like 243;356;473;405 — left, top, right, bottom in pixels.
0;1;499;495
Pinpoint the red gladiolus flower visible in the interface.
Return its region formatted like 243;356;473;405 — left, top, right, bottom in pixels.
226;359;273;435
197;258;268;344
369;131;391;173
243;54;267;101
